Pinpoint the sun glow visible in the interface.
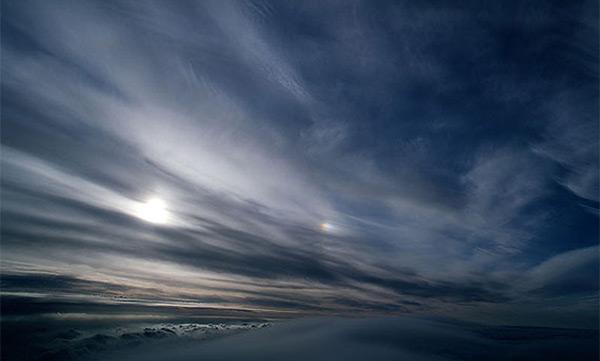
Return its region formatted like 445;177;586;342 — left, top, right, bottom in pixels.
135;198;169;224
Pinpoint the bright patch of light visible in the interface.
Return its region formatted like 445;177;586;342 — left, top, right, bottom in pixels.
135;198;169;224
320;222;333;232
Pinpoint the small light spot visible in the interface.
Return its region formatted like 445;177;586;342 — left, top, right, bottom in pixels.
320;222;333;232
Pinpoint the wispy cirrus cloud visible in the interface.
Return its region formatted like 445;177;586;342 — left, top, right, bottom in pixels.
1;0;597;324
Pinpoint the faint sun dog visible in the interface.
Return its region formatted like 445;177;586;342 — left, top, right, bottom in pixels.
320;222;333;232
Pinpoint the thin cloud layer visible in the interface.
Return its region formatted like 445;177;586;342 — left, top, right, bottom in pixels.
1;0;598;325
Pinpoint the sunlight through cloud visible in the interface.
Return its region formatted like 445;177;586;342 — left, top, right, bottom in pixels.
135;198;170;224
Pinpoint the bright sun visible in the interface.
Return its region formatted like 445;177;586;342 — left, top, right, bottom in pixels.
135;198;169;224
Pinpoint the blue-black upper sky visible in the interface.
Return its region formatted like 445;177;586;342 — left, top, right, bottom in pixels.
1;0;598;327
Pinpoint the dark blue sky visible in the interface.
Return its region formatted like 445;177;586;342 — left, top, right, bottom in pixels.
1;0;598;327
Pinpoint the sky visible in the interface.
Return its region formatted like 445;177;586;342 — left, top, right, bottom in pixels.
1;0;598;328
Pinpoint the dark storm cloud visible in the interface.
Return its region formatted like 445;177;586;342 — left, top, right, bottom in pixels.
1;0;598;324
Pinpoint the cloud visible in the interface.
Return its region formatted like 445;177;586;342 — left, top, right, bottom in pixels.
533;91;599;202
520;245;599;296
1;0;597;324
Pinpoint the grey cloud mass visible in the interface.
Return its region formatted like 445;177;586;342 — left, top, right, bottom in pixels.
1;0;598;330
